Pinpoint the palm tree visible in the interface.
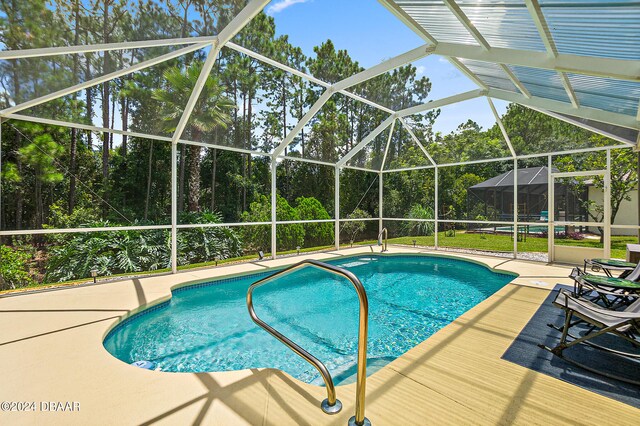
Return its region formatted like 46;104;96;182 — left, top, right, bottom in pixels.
152;60;235;212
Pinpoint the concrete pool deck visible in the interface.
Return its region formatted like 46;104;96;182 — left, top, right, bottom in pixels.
0;246;638;425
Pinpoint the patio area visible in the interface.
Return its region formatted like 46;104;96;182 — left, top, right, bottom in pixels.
1;247;637;425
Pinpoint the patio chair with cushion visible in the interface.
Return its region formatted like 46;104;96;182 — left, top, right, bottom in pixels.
584;258;638;279
569;264;640;308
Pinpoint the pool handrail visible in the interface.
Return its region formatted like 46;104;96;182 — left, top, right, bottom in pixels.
378;228;388;252
246;259;371;426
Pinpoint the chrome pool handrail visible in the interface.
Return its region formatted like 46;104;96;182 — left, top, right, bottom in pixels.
246;259;370;426
378;228;388;252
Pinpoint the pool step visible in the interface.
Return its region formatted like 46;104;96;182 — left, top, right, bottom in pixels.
313;356;396;387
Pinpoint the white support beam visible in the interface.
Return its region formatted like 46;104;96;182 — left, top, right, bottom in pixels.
0;42;210;116
5;113;171;142
637;96;640;148
340;90;395;114
382;164;435;173
217;1;271;46
443;0;491;50
486;97;516;157
179;138;270;156
226;41;329;88
0;225;172;236
488;88;640;130
382;143;631;173
0;36;217;60
390;156;510;172
171;43;220;144
170;143;178;273
604;149;612;258
525;0;579;108
379;171;384;234
499;64;531;98
333;45;435;92
197;41;396;115
559;72;579;108
377;0;438;44
547;156;554;261
517;144;630;159
281;155;335;167
337;115;396;167
273;89;333;157
432;42;640;82
376;0;489;92
397;89;486;117
446;57;489;90
171;0;268;274
397;117;436;166
344;164;380;173
526;106;636;146
437;155;514;168
513;158;518;258
380;119;397;171
171;0;269;144
525;0;558;56
271;156;277;259
273;43;434;156
434;166;439;249
6;114;275;158
335;166;340;250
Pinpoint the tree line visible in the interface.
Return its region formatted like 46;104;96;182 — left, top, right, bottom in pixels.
0;1;636;288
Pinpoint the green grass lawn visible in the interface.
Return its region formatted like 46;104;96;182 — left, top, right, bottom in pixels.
388;232;636;259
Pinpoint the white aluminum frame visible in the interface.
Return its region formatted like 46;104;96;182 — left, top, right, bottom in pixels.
525;0;580;109
0;0;638;278
549;166;611;260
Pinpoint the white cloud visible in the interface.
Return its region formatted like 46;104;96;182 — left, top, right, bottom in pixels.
266;0;310;14
415;65;426;75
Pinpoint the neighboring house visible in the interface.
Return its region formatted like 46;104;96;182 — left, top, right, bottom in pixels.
468;166;586;222
588;186;639;236
468;167;547;222
468;167;638;236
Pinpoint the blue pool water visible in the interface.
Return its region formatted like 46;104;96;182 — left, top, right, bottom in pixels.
104;255;514;385
495;225;565;234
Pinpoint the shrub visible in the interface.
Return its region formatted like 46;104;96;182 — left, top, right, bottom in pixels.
46;202;101;229
0;245;34;290
178;211;242;263
403;204;434;236
295;197;333;247
342;209;371;243
239;195;304;252
239;195;271;252
44;212;242;283
555;231;585;240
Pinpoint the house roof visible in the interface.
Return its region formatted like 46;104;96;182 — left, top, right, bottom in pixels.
469;166;557;189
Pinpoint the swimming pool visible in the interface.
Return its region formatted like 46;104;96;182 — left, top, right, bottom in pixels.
104;254;515;385
494;225;565;234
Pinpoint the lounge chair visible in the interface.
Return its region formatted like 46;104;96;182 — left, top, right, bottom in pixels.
569;264;640;308
540;289;640;385
584;258;638;279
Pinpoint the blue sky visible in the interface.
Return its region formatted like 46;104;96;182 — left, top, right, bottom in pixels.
265;0;509;134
